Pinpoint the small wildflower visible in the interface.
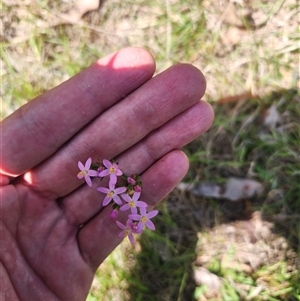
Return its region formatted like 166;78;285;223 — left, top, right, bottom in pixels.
97;182;127;206
76;157;158;246
116;220;135;245
98;159;122;184
77;158;98;187
129;207;158;232
120;191;147;214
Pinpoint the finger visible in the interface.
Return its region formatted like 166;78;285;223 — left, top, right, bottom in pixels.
78;150;189;270
117;100;214;175
0;47;155;177
61;100;213;226
25;64;206;198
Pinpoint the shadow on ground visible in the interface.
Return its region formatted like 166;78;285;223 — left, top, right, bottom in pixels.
126;88;300;301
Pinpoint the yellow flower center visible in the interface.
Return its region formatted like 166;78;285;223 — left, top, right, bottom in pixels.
129;201;135;208
78;170;88;177
109;166;116;174
141;216;147;223
127;189;134;196
107;191;115;197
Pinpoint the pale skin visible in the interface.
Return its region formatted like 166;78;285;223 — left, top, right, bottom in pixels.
0;47;214;301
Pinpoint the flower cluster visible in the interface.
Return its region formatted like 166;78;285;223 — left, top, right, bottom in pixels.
77;158;158;245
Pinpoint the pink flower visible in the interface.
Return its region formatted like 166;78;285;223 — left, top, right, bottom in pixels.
129;207;158;232
116;220;135;245
98;159;123;184
77;158;98;187
97;182;127;206
120;191;147;214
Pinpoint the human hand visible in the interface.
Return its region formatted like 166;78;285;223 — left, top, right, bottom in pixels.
0;47;214;301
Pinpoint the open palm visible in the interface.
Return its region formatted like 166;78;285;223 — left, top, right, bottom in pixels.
0;48;213;301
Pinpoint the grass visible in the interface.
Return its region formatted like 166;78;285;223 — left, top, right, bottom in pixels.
100;89;299;301
1;0;299;300
188;89;300;301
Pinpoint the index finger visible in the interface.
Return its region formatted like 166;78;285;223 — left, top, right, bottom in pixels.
0;47;155;177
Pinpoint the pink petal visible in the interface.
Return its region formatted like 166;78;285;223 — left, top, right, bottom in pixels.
103;196;111;206
121;194;131;202
146;220;155;230
147;210;158;219
116;169;123;176
97;187;110;193
118;232;124;239
113;195;122;206
116;221;126;230
102;159;111;168
136;201;147;208
110;174;117;184
115;187;127;194
112;163;119;169
128;233;135;245
99;169;110;177
85;175;92;187
108;181;116;190
128;214;141;221
78;161;85;170
139;207;147;215
130;207;138;214
85;158;92;169
120;204;130;211
137;223;144;233
88;170;98;177
132;191;141;201
126;219;134;228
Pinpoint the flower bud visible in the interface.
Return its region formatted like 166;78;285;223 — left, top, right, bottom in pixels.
109;209;118;219
134;185;142;192
127;177;136;185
